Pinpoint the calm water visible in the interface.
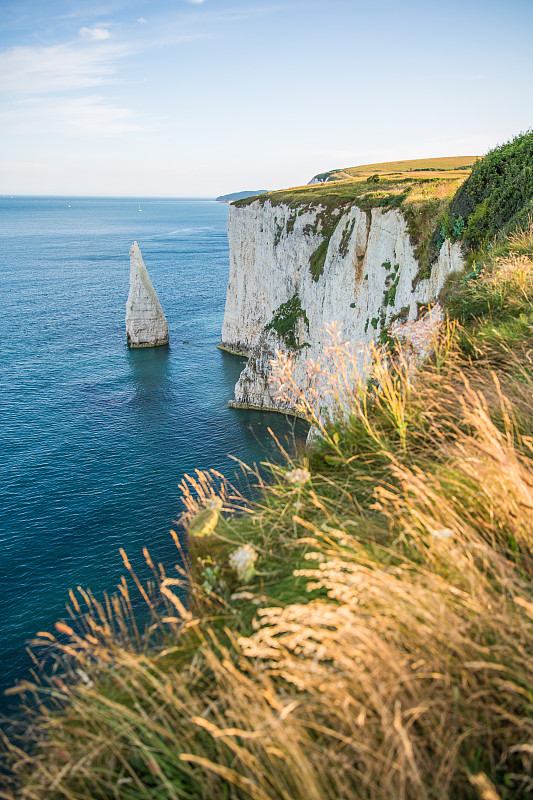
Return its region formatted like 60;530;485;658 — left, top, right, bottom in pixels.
0;196;305;707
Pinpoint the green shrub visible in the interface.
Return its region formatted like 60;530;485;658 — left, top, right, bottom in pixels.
383;272;400;306
265;293;310;350
446;130;533;251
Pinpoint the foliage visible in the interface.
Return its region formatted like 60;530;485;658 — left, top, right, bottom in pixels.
401;137;533;285
445;130;533;251
444;217;533;331
383;271;400;306
402;198;450;284
390;305;410;323
309;235;332;280
264;293;310;350
234;173;468;217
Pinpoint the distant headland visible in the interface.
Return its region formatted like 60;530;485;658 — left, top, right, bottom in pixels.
216;190;268;203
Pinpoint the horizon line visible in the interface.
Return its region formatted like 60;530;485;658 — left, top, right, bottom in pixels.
1;193;221;199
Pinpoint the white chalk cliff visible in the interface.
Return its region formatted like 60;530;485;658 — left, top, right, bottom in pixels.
126;242;169;348
219;201;463;412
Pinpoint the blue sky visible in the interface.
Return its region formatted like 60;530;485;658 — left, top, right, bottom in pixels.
1;0;532;196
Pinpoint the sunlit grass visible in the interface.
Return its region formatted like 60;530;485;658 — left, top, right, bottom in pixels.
2;247;533;800
311;156;478;185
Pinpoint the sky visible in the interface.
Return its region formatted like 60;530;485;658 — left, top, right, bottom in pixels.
1;0;533;197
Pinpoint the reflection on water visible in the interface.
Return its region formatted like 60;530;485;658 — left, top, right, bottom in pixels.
127;344;172;406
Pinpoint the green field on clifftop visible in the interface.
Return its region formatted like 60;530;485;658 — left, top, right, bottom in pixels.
310;155;478;184
235;155;478;209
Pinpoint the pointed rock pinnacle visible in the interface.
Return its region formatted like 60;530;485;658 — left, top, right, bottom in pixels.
125;241;169;348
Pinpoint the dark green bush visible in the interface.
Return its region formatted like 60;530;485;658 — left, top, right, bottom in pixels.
446;130;533;251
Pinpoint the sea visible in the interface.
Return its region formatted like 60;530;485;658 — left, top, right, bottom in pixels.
0;196;306;710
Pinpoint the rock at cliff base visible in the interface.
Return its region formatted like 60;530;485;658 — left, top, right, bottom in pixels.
125;241;169;348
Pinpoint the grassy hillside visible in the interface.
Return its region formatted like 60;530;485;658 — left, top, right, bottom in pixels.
309;155;478;184
235;155;476;211
2;139;533;800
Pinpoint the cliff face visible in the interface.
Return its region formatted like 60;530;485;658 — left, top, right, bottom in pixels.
220;201;463;412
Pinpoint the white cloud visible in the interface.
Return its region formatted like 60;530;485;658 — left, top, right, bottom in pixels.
185;0;207;4
79;26;111;41
0;95;147;137
67;95;146;135
0;42;128;94
137;17;147;24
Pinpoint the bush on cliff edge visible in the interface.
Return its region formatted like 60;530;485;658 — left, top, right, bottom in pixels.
443;129;533;252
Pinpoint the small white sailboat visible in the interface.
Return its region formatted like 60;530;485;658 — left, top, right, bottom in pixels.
138;204;142;212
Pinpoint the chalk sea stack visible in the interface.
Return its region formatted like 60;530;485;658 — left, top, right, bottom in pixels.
125;241;169;348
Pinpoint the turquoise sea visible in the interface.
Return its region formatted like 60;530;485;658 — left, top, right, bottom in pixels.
0;196;305;708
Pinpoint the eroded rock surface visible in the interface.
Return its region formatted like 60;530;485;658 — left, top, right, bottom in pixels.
126;242;169;348
220;202;463;411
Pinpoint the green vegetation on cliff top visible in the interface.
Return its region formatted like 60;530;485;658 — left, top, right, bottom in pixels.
3;137;533;800
309;155;477;184
234;155;476;212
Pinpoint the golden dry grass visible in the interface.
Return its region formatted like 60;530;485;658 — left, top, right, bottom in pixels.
2;252;533;800
338;155;478;178
242;157;476;206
